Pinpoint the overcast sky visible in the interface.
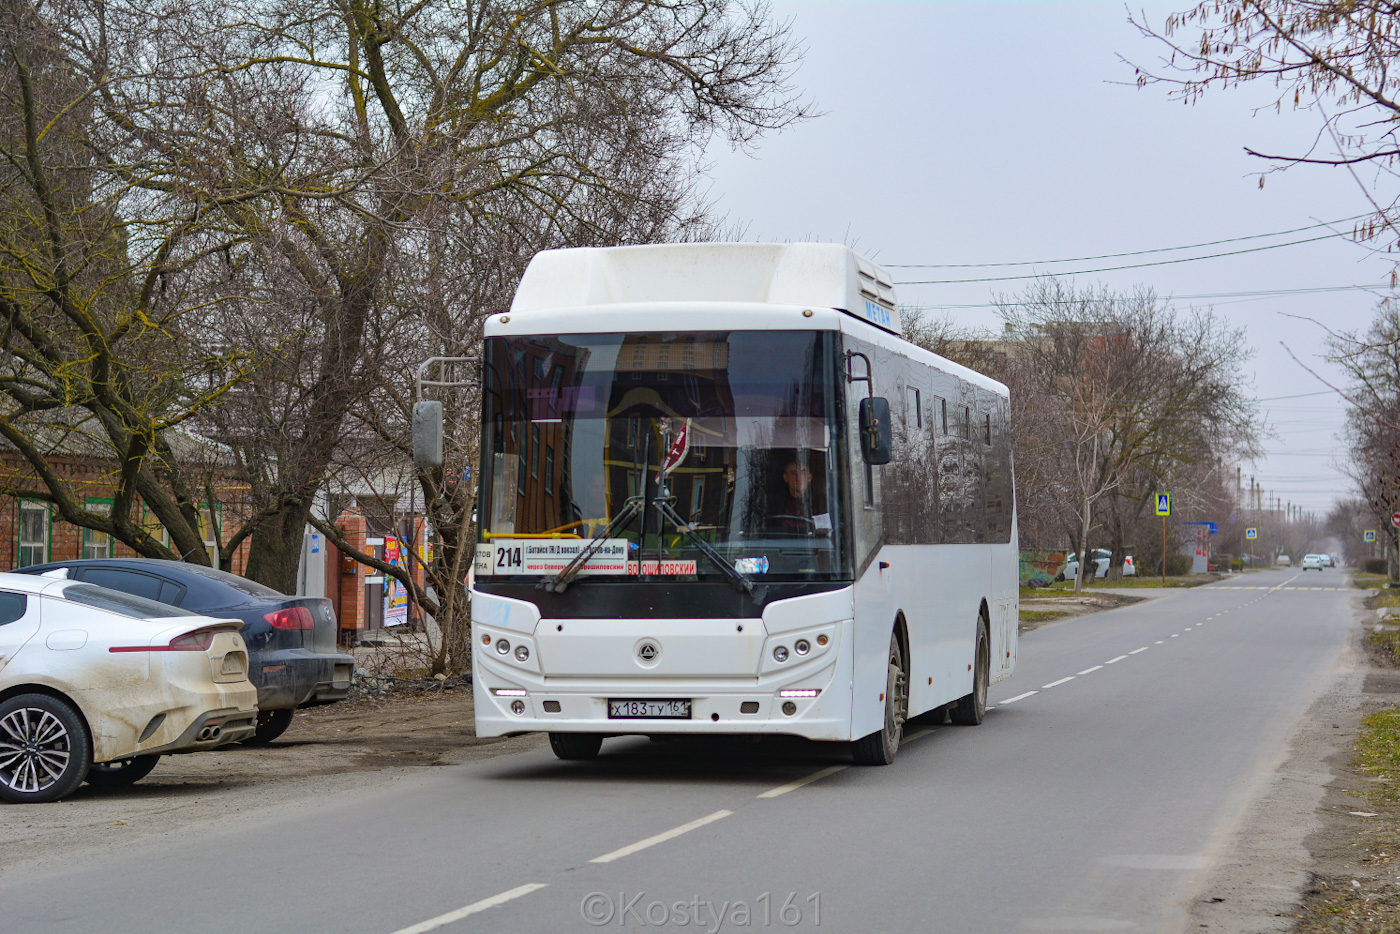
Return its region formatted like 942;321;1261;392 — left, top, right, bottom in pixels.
704;1;1393;518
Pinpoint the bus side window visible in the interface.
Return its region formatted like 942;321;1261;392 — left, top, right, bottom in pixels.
984;412;991;446
962;406;970;440
939;397;947;434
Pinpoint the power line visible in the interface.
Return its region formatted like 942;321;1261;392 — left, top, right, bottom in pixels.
886;214;1370;269
893;234;1353;285
916;282;1392;309
1257;390;1335;402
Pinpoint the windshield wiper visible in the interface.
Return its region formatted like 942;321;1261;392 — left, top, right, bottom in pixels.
652;498;754;595
541;495;644;594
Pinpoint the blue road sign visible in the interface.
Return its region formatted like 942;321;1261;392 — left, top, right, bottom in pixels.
1155;493;1170;517
1366;529;1378;543
1246;528;1257;540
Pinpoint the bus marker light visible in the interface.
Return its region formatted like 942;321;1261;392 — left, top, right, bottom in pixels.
482;634;492;646
773;646;789;662
817;635;828;646
778;689;820;698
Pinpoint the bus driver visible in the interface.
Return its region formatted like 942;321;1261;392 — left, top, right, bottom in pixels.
775;459;819;533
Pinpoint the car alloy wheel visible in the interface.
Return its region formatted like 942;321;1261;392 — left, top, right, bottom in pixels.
0;695;91;803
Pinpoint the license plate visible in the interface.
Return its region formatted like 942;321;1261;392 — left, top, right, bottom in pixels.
608;699;691;719
220;655;245;675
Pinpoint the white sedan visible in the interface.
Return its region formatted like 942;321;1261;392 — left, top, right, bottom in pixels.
0;572;258;803
1060;549;1136;581
1301;554;1326;571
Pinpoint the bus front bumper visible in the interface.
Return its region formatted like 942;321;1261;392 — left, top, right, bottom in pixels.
473;621;855;742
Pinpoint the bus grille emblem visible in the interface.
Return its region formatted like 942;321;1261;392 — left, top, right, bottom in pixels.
637;642;659;661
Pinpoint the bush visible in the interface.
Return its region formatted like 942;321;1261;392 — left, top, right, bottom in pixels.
1165;552;1192;576
1364;557;1389;575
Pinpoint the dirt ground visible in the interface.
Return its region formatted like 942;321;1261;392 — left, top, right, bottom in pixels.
1017;591;1144;629
1286;624;1400;932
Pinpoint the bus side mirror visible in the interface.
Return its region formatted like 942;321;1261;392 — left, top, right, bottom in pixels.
413;401;444;469
859;397;892;465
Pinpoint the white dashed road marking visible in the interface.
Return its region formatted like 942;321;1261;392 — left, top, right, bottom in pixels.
389;884;550;934
1129;647;1148;655
1077;666;1103;675
590;810;732;863
1042;677;1075;689
1106;655;1129;664
757;765;849;799
999;691;1039;705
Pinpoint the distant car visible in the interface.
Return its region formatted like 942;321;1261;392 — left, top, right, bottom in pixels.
1323;555;1336;567
1301;554;1325;571
1058;549;1135;581
0;572;257;803
1277;555;1292;567
18;560;353;744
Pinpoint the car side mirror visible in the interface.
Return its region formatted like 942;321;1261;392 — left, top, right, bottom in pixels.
859;397;892;465
412;401;443;469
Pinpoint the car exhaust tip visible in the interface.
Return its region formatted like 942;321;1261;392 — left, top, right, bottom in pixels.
197;726;223;742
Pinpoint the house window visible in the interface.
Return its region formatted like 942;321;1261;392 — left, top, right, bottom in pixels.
544;445;555;495
83;501;112;559
17;501;48;568
141;503;170;548
198;504;221;570
531;424;541;478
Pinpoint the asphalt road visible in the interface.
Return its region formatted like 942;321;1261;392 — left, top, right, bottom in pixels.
1;568;1357;934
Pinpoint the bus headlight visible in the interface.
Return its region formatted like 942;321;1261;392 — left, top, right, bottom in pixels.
773;646;789;663
794;639;811;655
496;638;511;655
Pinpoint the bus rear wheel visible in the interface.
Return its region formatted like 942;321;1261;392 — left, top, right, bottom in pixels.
549;732;604;760
950;616;990;725
852;631;907;765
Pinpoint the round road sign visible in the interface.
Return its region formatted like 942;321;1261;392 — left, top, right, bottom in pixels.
1392;512;1400;529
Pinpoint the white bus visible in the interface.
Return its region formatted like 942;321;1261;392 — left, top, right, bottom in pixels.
470;243;1018;764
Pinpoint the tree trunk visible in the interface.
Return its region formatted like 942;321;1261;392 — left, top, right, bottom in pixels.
1075;495;1093;595
243;501;308;594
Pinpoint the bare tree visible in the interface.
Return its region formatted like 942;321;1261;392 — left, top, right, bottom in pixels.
1;0;810;591
997;279;1259;590
0;2;259;562
1132;2;1400;261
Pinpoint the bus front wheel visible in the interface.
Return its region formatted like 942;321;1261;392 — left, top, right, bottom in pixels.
950;616;989;726
852;631;907;766
549;732;604;760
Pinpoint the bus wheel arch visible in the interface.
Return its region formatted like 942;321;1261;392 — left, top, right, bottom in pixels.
950;608;990;726
852;616;910;766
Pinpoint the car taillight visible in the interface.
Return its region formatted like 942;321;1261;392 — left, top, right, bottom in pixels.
111;627;225;653
264;606;315;630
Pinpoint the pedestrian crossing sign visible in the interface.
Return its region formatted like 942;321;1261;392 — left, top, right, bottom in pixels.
1155;493;1170;517
1366;529;1377;543
1246;528;1257;539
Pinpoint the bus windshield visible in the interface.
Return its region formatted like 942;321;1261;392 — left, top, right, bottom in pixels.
477;330;850;583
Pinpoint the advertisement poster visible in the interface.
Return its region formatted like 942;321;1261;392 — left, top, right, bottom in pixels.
384;537;409;624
